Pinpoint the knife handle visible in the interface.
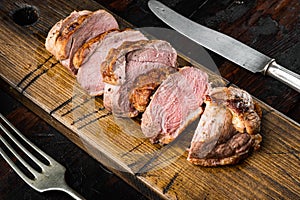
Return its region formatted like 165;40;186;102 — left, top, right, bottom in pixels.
265;60;300;93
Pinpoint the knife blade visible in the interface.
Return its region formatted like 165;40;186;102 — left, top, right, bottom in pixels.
148;0;300;93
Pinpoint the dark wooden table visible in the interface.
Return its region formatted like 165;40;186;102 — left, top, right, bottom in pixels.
1;0;299;199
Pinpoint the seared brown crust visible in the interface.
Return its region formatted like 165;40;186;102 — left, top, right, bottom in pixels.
45;10;92;59
101;40;175;85
130;84;156;112
188;134;262;166
254;101;262;118
129;67;177;112
101;40;147;85
46;9;119;72
55;13;91;60
187;86;262;166
72;28;119;68
58;10;92;38
227;87;261;134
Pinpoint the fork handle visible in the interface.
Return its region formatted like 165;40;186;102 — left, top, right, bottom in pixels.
57;185;86;200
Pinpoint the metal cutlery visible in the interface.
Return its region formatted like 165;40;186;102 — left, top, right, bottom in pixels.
0;113;85;200
148;0;300;92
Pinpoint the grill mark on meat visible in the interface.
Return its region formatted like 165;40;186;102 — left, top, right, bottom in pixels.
45;10;92;59
21;61;59;94
17;56;53;88
56;13;92;60
227;97;250;114
57;10;92;38
73;30;108;67
67;22;79;32
46;9;119;75
59;14;91;40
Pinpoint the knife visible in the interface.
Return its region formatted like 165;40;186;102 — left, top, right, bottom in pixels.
148;0;300;93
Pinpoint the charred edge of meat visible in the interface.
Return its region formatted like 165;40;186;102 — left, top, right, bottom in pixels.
58;13;91;42
188;132;262;166
73;29;113;68
45;10;92;60
141;67;208;145
56;10;119;64
101;50;123;85
56;10;91;38
227;98;250;114
254;101;262;118
101;40;175;85
188;87;262;166
72;28;127;68
129;67;178;112
129;84;157;112
101;40;144;85
76;29;148;96
55;14;91;60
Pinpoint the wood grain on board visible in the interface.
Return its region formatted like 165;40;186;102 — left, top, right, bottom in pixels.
0;0;299;199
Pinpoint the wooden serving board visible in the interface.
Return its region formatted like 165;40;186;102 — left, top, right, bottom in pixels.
1;0;299;199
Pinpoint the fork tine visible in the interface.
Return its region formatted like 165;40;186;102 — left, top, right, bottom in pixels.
0;114;53;169
0;126;40;178
0;140;35;185
0;114;85;199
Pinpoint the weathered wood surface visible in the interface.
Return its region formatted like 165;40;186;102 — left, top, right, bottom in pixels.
0;0;299;199
0;90;146;200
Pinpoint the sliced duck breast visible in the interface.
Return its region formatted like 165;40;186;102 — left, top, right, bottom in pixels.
101;40;178;85
102;40;178;117
141;67;209;144
106;63;177;117
46;9;119;74
187;86;262;166
75;29;147;96
129;67;178;112
45;10;92;59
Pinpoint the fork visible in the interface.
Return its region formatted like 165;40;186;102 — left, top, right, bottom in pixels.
0;113;85;200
